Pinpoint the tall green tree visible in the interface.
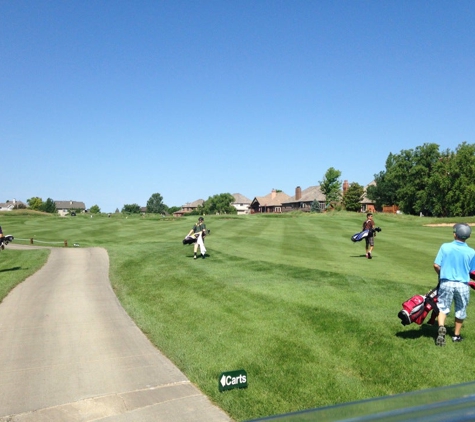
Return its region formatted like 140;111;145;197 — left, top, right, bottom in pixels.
425;148;453;217
310;199;321;213
168;206;181;214
89;204;101;214
367;176;391;211
395;143;441;215
146;193;167;214
197;193;237;215
367;143;441;215
40;198;57;214
442;143;475;217
27;197;43;210
319;167;342;208
343;182;365;212
369;142;475;217
122;204;141;213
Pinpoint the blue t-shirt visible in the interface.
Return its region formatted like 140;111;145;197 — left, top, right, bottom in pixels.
434;240;475;283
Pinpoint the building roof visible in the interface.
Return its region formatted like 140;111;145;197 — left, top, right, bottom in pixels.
232;193;251;204
0;200;27;209
283;186;326;204
55;201;86;209
253;191;290;206
182;199;204;208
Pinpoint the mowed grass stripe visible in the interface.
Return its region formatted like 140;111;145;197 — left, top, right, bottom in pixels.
3;211;475;421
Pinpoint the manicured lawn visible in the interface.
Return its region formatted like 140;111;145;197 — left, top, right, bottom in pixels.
0;218;50;303
2;211;475;421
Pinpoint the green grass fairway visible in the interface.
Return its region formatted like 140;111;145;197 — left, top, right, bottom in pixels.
0;237;50;303
3;211;475;421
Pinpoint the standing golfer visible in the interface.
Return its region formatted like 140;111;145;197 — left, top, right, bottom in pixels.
434;223;475;346
363;212;375;259
187;217;207;259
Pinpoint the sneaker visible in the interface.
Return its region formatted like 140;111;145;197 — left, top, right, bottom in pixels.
452;335;463;342
436;326;446;346
368;252;372;259
202;254;205;259
193;254;197;260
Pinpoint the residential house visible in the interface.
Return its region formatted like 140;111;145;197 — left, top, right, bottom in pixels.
55;200;86;216
281;186;326;212
282;181;376;213
232;193;251;215
173;199;204;217
250;189;290;213
360;181;376;213
0;199;26;211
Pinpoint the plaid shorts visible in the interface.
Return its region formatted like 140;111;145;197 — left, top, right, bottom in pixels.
437;281;470;320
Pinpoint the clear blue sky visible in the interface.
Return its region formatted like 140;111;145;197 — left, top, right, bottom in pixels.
2;1;474;212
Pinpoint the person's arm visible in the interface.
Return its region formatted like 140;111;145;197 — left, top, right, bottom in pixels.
433;263;441;275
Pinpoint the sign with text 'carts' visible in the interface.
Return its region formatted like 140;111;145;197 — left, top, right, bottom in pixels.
219;369;248;392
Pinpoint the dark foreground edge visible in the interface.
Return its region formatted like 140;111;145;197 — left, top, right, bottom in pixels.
249;380;475;422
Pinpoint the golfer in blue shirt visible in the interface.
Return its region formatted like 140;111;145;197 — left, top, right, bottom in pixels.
434;223;475;346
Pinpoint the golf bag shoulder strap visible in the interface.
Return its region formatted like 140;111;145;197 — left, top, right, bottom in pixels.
425;294;439;325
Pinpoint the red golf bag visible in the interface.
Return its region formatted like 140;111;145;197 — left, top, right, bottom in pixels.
398;286;439;326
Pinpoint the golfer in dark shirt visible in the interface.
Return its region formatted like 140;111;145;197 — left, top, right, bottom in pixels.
363;213;375;259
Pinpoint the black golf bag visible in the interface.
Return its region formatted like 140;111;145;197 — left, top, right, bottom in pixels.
182;230;210;245
0;235;14;250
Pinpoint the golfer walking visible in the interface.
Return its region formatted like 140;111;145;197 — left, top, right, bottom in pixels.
434;223;475;346
363;213;375;259
187;217;207;259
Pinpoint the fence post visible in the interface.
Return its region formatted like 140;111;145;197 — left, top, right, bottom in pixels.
30;238;33;245
64;240;68;247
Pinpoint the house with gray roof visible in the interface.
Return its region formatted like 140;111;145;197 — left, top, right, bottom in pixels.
55;200;86;216
0;199;26;211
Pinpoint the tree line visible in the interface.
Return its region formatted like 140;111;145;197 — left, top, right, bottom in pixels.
319;142;475;217
123;193;237;215
26;197;101;214
366;142;475;217
136;175;366;216
23;142;473;218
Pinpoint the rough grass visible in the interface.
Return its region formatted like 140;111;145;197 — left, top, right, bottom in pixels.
0;248;50;303
3;211;475;421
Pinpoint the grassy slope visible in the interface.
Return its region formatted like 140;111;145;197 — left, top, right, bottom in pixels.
2;211;475;421
0;212;52;301
0;248;50;302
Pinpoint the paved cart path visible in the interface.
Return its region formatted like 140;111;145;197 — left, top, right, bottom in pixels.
0;245;231;422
